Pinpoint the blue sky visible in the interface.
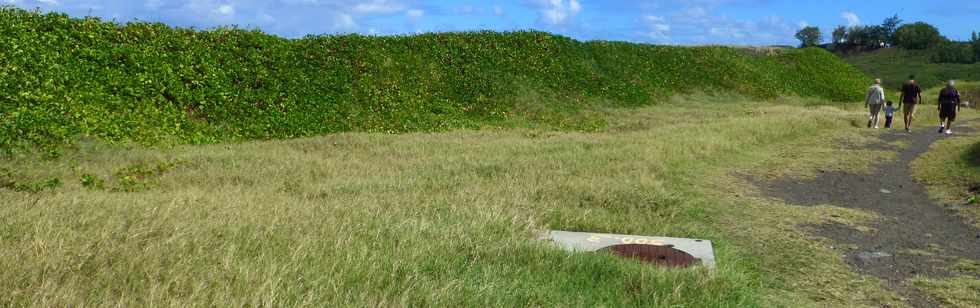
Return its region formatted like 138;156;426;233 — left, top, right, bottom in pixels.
5;0;979;45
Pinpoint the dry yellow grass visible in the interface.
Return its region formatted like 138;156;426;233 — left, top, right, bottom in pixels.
0;97;916;307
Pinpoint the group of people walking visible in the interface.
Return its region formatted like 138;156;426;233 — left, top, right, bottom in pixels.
864;75;962;134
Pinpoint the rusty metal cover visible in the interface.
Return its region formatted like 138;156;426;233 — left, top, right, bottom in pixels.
601;244;699;268
541;230;716;268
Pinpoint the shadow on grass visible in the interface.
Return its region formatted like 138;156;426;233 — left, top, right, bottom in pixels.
966;141;980;168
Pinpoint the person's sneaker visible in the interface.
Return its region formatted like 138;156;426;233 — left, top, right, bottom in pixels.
938;126;945;133
906;128;912;133
868;120;872;128
945;129;952;135
874;125;879;129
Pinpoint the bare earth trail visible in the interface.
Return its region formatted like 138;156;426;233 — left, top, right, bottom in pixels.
757;121;980;307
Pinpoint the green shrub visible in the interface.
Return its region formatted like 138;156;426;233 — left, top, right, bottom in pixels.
79;173;103;189
931;41;975;64
0;167;61;193
0;7;870;150
108;160;181;192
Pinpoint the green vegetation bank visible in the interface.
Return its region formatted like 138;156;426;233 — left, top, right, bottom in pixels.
1;8;869;151
843;48;980;90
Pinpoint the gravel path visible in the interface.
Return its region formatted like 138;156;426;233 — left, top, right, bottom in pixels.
758;121;980;307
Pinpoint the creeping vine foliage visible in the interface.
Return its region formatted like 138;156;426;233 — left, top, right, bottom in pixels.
0;7;870;150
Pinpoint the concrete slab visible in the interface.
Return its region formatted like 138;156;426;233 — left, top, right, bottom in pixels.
540;230;716;268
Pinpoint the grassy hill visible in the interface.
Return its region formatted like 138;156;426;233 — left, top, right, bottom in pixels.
0;7;870;152
843;48;980;90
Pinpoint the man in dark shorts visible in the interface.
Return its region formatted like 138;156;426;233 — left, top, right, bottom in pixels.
938;80;961;135
898;75;922;133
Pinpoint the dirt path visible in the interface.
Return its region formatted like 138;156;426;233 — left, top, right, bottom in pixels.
757;122;980;307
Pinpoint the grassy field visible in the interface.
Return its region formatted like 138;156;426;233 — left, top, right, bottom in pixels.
911;103;980;226
2;95;930;307
843;48;980;90
8;7;980;308
908;123;980;307
905;82;980;307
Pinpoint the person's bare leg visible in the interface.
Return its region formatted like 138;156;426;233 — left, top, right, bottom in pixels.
904;104;917;131
872;105;881;128
904;110;911;130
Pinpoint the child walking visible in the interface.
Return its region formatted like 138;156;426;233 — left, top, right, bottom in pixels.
884;101;895;128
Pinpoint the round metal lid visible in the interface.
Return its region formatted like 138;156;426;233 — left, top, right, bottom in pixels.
601;244;699;268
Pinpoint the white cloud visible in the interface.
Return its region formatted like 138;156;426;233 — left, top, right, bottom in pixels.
6;0;61;4
710;26;745;39
643;15;670;40
258;13;275;23
454;5;477;14
798;21;809;29
144;0;162;10
214;4;234;16
651;5;797;46
841;11;860;27
645;15;665;23
333;12;355;29
405;9;423;22
493;5;504;16
679;6;708;20
352;0;405;14
533;0;582;25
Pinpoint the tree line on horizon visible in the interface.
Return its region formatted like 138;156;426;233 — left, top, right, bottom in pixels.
794;15;980;64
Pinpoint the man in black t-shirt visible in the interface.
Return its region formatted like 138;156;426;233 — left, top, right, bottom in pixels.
937;80;961;135
898;75;922;133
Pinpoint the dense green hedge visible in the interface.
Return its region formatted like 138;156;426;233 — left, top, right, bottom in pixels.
0;7;870;149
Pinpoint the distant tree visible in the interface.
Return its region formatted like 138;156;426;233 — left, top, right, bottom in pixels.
973;31;980;61
866;25;888;48
893;22;944;49
795;26;822;48
931;41;974;64
880;14;903;46
845;26;868;47
845;25;886;50
832;26;847;46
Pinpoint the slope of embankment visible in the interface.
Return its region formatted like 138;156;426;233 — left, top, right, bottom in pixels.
0;7;870;149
